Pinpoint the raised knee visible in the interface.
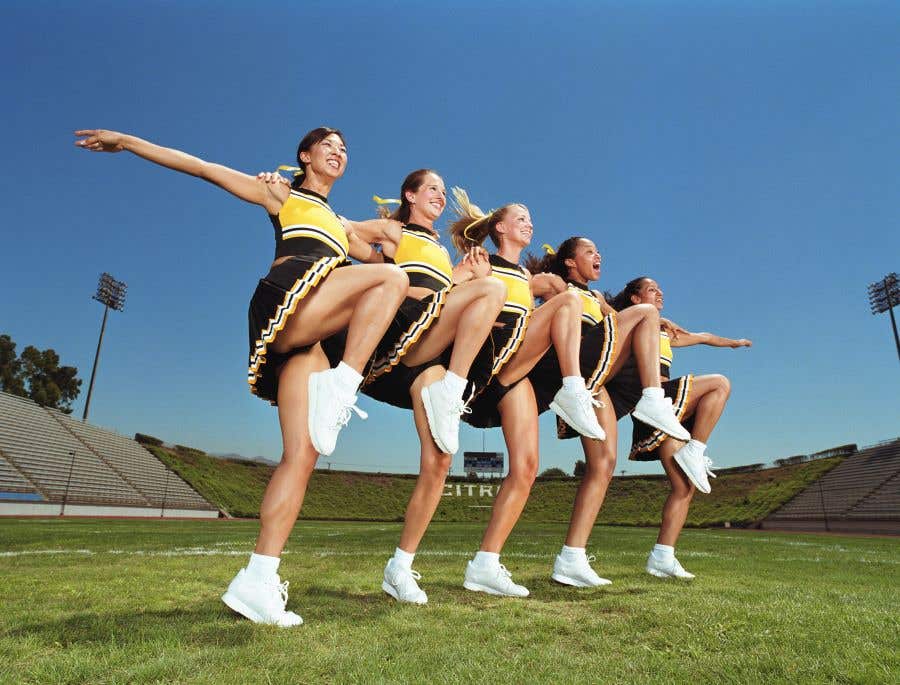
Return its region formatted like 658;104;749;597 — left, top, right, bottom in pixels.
384;264;409;290
638;303;659;320
561;290;583;312
483;277;508;304
714;374;731;397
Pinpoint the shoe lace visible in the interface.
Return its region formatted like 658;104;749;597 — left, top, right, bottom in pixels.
266;578;290;610
586;554;597;563
704;457;717;478
450;399;472;419
334;400;368;429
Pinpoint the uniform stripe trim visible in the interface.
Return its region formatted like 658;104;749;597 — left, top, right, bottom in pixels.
368;289;449;380
628;374;694;458
586;312;619;393
281;225;348;258
248;256;344;396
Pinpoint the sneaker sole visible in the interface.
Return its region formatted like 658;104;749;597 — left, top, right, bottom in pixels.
221;591;303;626
631;407;691;442
550;572;610;588
549;401;605;440
463;579;528;597
645;567;694;580
307;373;327;456
381;580;427;604
673;451;712;494
420;386;455;454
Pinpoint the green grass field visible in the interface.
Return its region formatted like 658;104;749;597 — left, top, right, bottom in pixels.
1;519;897;684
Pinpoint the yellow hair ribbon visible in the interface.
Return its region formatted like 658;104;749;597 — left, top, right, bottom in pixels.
277;165;304;178
462;210;494;242
542;243;556;255
372;195;401;205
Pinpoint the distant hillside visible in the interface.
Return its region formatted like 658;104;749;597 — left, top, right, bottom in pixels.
148;445;846;527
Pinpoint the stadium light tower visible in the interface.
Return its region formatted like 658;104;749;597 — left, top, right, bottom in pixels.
867;272;899;363
82;273;127;422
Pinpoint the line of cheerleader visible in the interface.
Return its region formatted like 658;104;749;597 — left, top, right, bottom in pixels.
75;126;751;627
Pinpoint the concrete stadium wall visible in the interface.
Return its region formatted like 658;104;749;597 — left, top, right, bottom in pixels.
0;501;219;519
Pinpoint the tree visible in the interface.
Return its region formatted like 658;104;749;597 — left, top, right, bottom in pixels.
0;334;82;413
573;460;586;478
539;467;569;479
0;335;25;396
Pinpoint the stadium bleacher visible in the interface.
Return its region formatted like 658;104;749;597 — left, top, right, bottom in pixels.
762;438;900;534
0;391;217;518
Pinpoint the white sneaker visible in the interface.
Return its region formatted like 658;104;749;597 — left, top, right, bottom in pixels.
673;441;712;494
382;559;428;604
221;569;303;626
646;554;695;580
420;380;469;454
463;561;529;597
308;368;368;456
705;456;717;479
549;386;606;440
551;553;612;588
632;394;690;441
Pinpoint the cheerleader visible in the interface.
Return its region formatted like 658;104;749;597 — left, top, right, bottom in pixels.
442;191;605;597
335;170;506;604
609;277;750;579
524;238;692;587
75;128;408;626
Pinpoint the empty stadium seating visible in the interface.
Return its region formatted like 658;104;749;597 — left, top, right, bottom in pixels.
763;439;900;534
0;391;216;517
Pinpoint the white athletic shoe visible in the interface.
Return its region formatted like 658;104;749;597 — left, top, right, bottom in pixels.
632;394;690;441
308;368;368;457
420;380;469;454
382;559;428;605
549;386;606;440
705;456;718;479
551;553;612;588
646;554;695;580
463;561;530;597
221;569;303;627
673;441;712;494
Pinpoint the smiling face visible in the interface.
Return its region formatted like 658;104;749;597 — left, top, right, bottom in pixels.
405;171;446;225
494;204;533;248
564;239;601;283
300;132;348;180
631;278;664;310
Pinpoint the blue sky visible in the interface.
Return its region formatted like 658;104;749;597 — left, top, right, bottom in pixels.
2;1;897;475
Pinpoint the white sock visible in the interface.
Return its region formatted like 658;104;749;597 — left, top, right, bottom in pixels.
560;544;586;561
246;552;280;580
333;361;363;394
392;547;415;570
642;387;664;400
442;371;467;397
561;376;586;392
652;544;674;562
473;551;500;568
686;439;707;453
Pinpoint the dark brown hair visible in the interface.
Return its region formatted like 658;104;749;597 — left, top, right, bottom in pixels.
525;236;589;276
292;127;346;189
609;276;652;311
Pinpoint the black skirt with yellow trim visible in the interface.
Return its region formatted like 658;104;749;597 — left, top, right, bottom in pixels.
248;255;347;405
461;311;530;429
629;374;694;461
530;314;618;416
320;289;448;391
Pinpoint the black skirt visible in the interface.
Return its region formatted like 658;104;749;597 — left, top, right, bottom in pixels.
248;255;346;405
629;374;694;461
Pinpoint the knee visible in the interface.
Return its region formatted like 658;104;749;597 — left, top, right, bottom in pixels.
715;374;731;398
421;452;452;480
560;290;583;314
279;448;317;476
481;277;508;306
585;456;615;485
637;303;659;321
378;264;409;294
509;457;539;488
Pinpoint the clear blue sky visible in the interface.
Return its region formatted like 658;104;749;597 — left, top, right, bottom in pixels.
2;1;897;475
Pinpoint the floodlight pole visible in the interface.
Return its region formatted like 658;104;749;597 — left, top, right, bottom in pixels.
82;304;109;422
885;281;900;362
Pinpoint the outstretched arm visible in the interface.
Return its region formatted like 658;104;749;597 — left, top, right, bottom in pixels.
667;321;752;349
75;130;287;214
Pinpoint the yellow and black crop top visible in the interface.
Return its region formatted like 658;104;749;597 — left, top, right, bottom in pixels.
392;224;453;291
565;280;604;327
660;331;673;376
270;188;349;260
490;254;533;319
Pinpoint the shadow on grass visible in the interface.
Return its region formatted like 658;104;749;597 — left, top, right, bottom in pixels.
6;602;258;648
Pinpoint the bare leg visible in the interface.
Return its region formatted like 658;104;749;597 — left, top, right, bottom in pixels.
606;304;662;387
497;290;582;386
684;374;731;442
254;346;329;556
270;263;408;373
563;388;618;548
657;441;696;547
478;381;540;552
400;278;507;375
397;366;453;553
